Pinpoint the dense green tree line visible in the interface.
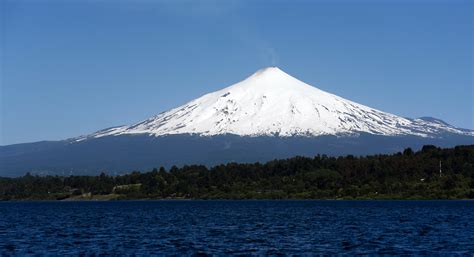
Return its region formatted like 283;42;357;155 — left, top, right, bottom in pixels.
1;145;473;200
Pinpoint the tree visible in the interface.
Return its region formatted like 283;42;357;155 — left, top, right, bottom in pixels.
403;148;414;156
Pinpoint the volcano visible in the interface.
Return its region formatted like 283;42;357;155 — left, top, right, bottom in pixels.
1;67;473;176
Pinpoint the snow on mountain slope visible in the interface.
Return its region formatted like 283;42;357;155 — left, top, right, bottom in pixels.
85;67;473;140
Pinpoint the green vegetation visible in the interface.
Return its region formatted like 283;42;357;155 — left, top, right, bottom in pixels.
1;145;474;200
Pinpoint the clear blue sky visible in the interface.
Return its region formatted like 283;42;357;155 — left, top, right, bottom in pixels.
1;0;473;145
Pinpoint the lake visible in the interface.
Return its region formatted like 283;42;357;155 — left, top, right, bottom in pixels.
0;200;472;255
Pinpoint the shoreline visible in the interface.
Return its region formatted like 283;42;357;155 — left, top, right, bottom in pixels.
2;196;473;202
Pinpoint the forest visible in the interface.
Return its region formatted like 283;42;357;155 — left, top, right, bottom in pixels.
1;145;473;200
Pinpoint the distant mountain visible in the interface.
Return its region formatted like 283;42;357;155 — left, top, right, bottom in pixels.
1;67;473;177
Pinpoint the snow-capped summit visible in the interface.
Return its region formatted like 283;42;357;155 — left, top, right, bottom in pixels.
88;67;472;140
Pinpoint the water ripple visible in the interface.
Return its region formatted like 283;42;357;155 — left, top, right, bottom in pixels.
0;200;473;255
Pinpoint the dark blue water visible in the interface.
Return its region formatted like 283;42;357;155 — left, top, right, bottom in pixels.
0;201;473;255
